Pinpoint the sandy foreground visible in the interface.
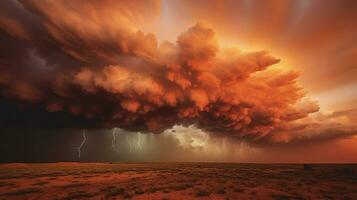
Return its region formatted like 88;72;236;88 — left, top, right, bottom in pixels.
0;163;356;200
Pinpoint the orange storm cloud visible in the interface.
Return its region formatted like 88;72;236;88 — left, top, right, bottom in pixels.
159;0;357;111
0;0;356;145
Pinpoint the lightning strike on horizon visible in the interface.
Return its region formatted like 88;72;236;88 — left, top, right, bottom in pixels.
111;128;120;153
136;134;143;151
125;133;145;153
77;129;87;160
126;135;133;153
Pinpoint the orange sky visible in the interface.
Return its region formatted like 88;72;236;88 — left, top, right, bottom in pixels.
0;0;356;162
156;0;357;112
153;0;357;162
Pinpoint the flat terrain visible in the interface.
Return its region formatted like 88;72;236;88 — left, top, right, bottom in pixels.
0;163;356;200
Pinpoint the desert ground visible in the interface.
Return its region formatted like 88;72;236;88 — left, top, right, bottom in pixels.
0;163;356;200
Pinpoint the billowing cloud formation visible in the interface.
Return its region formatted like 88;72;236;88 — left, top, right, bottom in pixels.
0;0;323;143
269;109;357;145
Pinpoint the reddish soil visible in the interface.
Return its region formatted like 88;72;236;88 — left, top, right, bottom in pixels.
0;163;356;199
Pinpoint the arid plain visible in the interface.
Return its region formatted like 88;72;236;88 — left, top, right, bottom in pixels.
0;163;356;200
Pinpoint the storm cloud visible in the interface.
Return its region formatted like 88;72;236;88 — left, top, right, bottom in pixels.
0;0;355;146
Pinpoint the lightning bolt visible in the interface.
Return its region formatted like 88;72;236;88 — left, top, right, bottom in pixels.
111;128;120;153
136;133;143;150
126;135;133;153
125;133;144;153
77;129;87;161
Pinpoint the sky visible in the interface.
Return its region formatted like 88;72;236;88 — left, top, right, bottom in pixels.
0;0;356;163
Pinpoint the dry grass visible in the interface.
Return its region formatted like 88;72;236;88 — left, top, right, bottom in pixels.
196;189;210;197
105;187;125;197
62;190;97;200
0;181;15;187
0;163;356;199
2;187;43;196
